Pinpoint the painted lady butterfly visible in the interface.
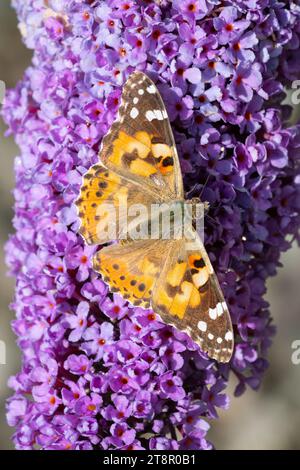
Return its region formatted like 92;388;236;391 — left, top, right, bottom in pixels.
76;72;234;362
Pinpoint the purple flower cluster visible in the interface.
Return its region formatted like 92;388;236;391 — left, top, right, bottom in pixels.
3;0;300;450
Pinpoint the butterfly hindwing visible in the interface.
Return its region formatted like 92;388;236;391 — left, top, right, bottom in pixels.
93;239;171;309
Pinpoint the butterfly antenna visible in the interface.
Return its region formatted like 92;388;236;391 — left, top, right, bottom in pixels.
199;173;211;200
185;183;199;199
185;173;211;200
204;213;218;228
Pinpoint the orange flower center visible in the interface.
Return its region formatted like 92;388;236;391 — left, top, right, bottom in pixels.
49;396;56;405
225;23;234;32
188;3;196;12
147;313;156;321
152;30;161;40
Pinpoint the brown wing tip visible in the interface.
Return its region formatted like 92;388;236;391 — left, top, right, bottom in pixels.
128;70;148;80
195;339;233;363
186;327;233;363
125;70;155;89
208;346;233;363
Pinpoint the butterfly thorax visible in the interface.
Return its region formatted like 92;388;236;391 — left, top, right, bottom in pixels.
139;198;205;241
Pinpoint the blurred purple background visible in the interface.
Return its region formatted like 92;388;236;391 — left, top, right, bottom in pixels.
0;1;299;450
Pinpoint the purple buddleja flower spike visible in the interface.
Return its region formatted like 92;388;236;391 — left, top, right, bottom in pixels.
3;0;300;450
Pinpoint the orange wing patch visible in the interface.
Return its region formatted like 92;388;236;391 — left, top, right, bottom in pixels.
97;71;184;199
76;165;127;245
153;259;201;320
106;130;176;182
76;164;157;245
93;240;168;309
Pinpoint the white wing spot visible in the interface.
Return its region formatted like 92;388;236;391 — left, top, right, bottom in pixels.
225;331;233;341
130;107;139;119
138;89;144;95
147;84;156;94
217;337;223;344
145;110;155;121
209;307;217;320
217;302;224;317
208;333;214;340
133;97;139;104
145;109;165;121
198;321;207;332
157;110;164;120
207;264;214;274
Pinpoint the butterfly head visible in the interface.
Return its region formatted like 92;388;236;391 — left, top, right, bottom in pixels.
184;197;209;226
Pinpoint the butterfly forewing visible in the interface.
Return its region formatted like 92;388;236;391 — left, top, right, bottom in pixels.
100;71;184;200
76;163;156;244
151;232;233;363
77;72;184;244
